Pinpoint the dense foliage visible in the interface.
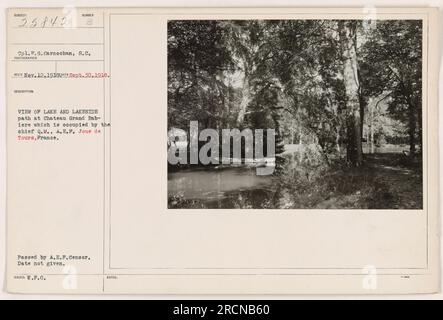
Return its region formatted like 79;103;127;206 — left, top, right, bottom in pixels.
168;20;423;166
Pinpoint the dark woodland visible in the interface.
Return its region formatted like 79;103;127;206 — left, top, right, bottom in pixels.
167;20;423;209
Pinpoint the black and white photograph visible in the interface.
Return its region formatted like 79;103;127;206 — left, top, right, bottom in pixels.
3;4;441;298
167;19;423;210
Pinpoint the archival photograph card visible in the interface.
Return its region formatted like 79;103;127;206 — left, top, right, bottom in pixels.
6;7;440;294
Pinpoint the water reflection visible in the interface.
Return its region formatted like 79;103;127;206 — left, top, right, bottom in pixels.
168;166;278;208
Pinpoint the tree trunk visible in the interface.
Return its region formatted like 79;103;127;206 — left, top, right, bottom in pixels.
336;130;341;154
237;78;250;125
416;99;422;153
370;104;374;153
346;111;363;165
359;95;366;143
408;102;416;154
236;58;251;126
271;110;285;155
339;21;363;166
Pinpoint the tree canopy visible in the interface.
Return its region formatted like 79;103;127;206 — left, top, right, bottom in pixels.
168;19;422;166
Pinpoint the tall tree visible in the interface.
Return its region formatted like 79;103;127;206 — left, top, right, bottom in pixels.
361;20;422;154
338;21;363;166
167;20;235;130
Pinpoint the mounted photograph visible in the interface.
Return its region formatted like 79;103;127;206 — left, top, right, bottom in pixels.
167;19;423;210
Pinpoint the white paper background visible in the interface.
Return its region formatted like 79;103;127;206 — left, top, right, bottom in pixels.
0;0;442;299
